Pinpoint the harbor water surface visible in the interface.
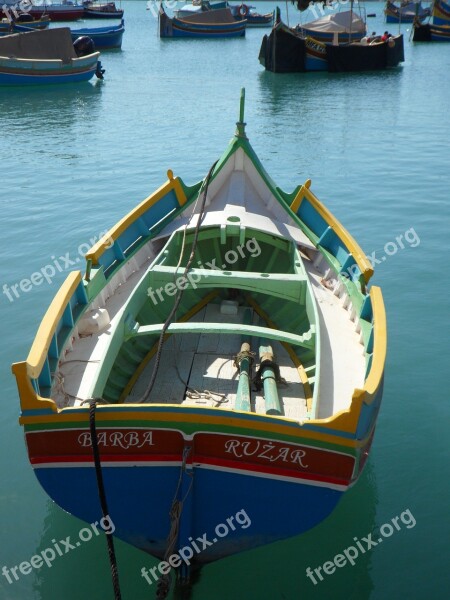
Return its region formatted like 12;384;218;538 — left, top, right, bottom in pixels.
0;2;448;599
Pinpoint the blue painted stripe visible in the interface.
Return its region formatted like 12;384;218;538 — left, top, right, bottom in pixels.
35;464;343;560
0;68;96;86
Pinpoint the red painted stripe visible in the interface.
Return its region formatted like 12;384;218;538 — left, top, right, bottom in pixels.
30;453;350;486
194;455;350;486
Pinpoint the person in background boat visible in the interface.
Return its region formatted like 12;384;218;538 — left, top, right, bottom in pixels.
381;31;391;42
361;32;379;45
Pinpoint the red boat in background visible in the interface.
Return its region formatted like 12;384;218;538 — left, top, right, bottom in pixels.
1;2;84;22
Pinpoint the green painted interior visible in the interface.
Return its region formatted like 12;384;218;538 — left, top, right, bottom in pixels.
100;227;319;404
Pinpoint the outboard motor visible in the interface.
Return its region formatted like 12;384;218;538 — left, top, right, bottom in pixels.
16;13;34;22
73;36;95;57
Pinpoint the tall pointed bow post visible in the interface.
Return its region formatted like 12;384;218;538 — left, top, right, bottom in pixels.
235;87;247;138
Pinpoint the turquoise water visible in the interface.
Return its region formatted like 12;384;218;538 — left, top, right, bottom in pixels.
0;2;449;598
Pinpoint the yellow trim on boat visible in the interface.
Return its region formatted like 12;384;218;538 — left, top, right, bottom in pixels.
289;179;311;213
19;407;370;449
27;271;82;379
85;172;187;265
12;361;57;413
358;286;386;403
307;285;386;433
291;182;374;284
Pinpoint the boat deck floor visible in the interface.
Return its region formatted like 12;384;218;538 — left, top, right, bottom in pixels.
125;304;308;420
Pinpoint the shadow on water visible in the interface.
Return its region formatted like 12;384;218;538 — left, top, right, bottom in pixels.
0;81;103;132
32;461;377;600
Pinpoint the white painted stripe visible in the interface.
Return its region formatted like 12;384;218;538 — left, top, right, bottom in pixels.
33;461;182;469
194;463;348;491
32;460;347;490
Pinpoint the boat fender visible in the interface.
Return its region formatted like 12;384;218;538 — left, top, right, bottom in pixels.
77;308;110;335
238;4;249;17
73;36;95;58
388;38;395;48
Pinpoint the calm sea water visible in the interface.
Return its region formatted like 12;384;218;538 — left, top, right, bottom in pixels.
0;2;448;599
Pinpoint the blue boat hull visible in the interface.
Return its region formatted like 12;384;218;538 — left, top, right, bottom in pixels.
0;66;97;85
34;463;343;561
70;27;124;48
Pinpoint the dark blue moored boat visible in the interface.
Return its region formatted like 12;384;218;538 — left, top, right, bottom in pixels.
70;18;124;49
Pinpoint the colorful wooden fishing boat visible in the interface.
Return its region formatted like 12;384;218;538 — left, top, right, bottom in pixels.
175;1;274;27
385;1;430;23
12;91;386;585
0;15;50;32
82;1;124;19
413;0;450;40
413;20;450;38
0;28;102;85
70;18;124;49
1;2;85;22
260;12;404;72
229;3;274;27
430;0;450;24
159;4;246;38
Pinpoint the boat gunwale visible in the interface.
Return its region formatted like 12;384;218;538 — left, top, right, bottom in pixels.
12;111;386;441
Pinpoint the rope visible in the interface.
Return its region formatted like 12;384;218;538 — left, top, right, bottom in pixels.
156;446;193;599
140;159;218;404
89;399;122;600
170;336;230;406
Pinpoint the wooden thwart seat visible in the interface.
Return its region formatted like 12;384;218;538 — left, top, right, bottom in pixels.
127;321;315;350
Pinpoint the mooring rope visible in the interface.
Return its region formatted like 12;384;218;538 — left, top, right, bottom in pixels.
156;446;193;599
140;159;218;404
89;399;122;600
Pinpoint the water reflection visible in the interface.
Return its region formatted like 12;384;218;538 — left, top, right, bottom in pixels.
0;81;103;132
257;67;403;119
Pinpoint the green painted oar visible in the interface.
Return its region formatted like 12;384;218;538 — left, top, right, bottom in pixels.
235;308;253;413
259;343;282;416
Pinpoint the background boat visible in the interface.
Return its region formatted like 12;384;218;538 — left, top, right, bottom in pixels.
0;27;101;85
1;2;85;22
83;1;124;19
385;1;430;23
159;4;246;38
70;18;124;49
174;1;274;27
431;0;450;24
413;0;450;40
0;14;50;32
259;9;404;73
